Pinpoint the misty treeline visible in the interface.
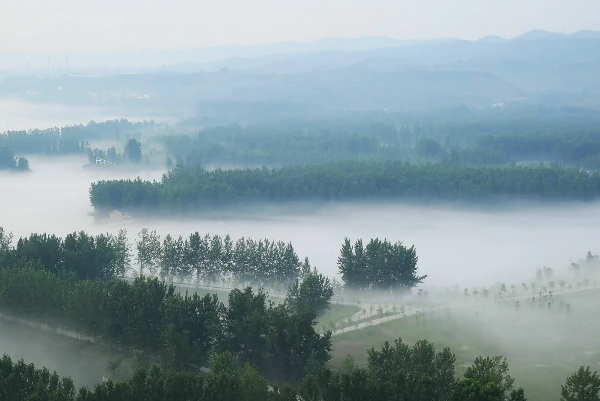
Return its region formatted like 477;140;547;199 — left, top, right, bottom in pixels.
155;107;600;168
0;226;309;289
89;159;600;212
135;228;311;290
0;119;153;155
0;269;331;383
0;226;424;293
4;107;600;171
0;146;29;171
156;121;408;166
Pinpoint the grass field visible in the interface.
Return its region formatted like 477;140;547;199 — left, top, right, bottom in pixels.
317;304;361;330
331;287;600;401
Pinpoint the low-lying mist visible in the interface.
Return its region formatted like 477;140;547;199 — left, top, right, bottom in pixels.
0;319;124;388
1;157;599;289
0;98;167;132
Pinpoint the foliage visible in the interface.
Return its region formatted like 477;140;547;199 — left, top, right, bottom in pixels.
285;269;334;316
0;355;76;401
135;229;304;289
124;138;142;163
561;366;600;401
0;226;306;289
0;352;287;401
463;356;516;400
0;229;131;280
338;237;425;291
450;378;503;401
366;338;456;401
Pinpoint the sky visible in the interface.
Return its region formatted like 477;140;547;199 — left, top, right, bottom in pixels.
1;0;599;53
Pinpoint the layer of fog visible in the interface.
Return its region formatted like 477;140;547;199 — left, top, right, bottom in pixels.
1;157;599;289
0;98;169;132
0;319;118;387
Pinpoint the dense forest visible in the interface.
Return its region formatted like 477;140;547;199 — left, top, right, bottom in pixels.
88;160;600;212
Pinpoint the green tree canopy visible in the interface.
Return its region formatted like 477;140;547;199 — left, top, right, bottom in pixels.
338;237;426;291
561;366;600;401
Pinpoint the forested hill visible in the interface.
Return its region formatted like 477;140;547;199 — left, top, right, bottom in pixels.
88;160;600;212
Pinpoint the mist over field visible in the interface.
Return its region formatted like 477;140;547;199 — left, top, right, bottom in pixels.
1;156;598;289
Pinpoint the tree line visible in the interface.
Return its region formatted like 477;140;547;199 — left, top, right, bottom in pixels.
136;229;309;289
89;159;600;212
0;227;308;288
4;337;600;400
1;226;425;293
157;107;600;168
0;119;154;156
156;121;406;167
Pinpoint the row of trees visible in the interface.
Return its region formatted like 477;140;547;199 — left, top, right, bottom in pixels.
0;228;130;280
0;226;309;288
89;160;600;211
0;267;331;382
5;336;600;401
2;226;425;293
136;229;309;288
0;146;29;171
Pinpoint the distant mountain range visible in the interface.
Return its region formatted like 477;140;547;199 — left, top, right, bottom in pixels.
1;29;599;116
2;29;599;75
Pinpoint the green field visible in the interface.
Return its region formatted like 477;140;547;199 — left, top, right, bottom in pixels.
317;304;362;330
331;288;600;401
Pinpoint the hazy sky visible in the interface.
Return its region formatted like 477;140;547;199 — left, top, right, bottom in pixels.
1;0;599;53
